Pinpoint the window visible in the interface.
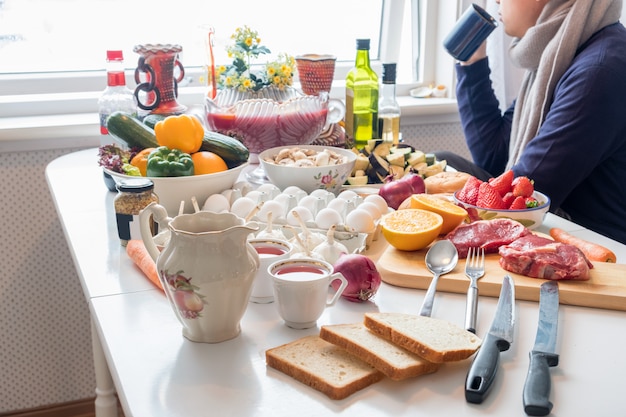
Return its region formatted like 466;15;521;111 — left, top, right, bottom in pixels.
0;0;461;148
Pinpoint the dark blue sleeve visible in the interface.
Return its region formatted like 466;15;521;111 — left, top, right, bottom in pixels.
512;53;626;209
455;58;514;176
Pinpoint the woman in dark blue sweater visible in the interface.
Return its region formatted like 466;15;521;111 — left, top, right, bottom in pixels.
440;0;626;244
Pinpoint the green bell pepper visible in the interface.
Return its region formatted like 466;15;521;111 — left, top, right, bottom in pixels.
146;146;194;177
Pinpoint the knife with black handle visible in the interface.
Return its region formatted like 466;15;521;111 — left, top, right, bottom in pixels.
523;281;559;416
465;275;515;404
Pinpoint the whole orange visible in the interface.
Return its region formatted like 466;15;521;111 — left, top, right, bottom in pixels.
191;151;228;175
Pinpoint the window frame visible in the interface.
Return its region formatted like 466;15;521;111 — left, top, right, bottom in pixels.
0;0;462;152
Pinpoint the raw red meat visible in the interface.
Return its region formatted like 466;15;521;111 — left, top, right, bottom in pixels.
498;234;593;280
445;218;531;258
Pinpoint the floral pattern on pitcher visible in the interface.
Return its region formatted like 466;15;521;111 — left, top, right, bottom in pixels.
162;269;206;319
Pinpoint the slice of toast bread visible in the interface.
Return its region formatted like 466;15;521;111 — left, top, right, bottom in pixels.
320;323;440;381
364;312;482;363
265;335;384;400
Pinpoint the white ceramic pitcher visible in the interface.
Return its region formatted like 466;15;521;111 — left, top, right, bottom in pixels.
140;202;260;343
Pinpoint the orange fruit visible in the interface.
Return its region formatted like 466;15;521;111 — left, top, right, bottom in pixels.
191;151;228;175
408;193;468;234
130;147;155;177
380;209;443;251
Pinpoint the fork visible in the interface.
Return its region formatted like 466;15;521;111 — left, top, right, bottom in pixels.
464;247;485;334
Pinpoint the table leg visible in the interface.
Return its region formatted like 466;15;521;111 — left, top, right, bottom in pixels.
91;320;119;417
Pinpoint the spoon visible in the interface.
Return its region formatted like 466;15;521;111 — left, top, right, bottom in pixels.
419;240;459;317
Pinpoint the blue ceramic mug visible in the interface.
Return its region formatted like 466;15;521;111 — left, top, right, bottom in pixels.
443;4;497;62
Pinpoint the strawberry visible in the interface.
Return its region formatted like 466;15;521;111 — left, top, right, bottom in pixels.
476;182;507;209
512;176;534;198
502;191;516;208
509;196;527;210
456;176;482;205
488;169;514;197
525;196;539;208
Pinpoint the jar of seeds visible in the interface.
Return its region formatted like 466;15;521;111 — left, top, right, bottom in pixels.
114;178;159;246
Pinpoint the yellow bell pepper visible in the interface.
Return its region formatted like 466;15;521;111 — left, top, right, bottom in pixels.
154;114;204;154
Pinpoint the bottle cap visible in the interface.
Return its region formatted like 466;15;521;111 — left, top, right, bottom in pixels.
106;50;124;61
356;39;370;50
382;63;397;83
116;178;154;193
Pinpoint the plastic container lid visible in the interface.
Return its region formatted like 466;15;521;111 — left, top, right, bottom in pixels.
106;50;124;61
116;178;154;193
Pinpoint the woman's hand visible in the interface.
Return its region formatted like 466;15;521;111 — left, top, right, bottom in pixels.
459;41;487;66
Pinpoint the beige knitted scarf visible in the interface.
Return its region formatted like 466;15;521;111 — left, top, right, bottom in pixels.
506;0;622;169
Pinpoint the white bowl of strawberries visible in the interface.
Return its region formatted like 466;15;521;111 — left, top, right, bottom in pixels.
453;171;550;229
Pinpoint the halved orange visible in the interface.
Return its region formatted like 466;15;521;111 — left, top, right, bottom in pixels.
408;193;468;234
380;209;443;251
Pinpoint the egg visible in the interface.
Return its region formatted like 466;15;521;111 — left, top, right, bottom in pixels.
230;197;257;219
233;181;254;196
244;190;269;204
337;190;359;201
286;206;314;226
221;188;242;205
310;189;334;203
315;208;343;229
364;194;389;214
358;201;384;220
282;186;307;201
202;193;231;213
298;195;325;217
256;183;281;199
257;200;286;222
327;198;348;217
273;193;297;213
345;208;376;233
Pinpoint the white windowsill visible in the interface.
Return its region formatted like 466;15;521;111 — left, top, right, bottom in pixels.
0;88;460;153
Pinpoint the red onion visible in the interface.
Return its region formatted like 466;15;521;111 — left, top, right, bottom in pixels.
331;253;382;302
378;173;426;210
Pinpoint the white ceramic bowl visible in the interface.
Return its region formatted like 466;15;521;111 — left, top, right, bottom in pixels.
453;190;550;230
106;163;248;215
259;145;356;194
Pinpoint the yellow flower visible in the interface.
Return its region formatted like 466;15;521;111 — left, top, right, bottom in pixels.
216;26;294;92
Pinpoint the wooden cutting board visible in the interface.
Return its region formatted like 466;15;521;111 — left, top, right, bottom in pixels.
377;244;626;312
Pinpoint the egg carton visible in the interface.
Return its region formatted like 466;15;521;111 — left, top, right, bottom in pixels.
211;181;385;227
252;223;369;255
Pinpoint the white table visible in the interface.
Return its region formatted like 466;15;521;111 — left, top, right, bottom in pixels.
47;149;626;417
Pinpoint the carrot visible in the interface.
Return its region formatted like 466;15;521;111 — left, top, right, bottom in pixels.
126;239;164;291
549;227;617;263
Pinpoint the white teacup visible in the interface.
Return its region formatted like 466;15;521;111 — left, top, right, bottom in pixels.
248;238;293;303
269;258;348;329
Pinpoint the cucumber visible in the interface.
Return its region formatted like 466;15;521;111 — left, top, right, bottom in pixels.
199;131;250;168
107;111;159;149
141;113;168;129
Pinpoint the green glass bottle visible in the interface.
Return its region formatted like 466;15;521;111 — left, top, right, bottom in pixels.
345;39;379;148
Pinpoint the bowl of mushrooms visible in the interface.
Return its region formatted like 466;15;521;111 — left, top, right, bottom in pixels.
259;145;357;194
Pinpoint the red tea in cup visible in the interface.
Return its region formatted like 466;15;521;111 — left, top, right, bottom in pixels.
254;245;289;258
275;264;326;281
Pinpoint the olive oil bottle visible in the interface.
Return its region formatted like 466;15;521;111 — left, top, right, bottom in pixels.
345;39;379;148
